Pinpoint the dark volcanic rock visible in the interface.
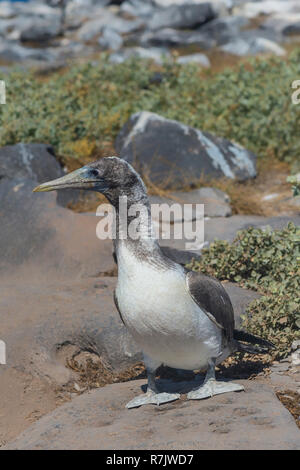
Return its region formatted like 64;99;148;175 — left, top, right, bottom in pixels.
0;143;62;182
116;111;257;188
148;2;216;30
138;28;215;49
0;41;55;63
0;143;77;207
200;15;250;45
20;18;61;43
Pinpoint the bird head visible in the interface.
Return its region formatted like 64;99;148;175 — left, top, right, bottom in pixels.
33;157;147;206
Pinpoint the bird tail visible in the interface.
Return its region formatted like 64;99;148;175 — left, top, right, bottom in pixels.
233;329;275;354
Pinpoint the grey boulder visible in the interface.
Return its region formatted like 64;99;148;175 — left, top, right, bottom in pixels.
236;1;300;18
20;17;62;43
148;2;216;30
0;143;77;207
262;13;300;36
65;3;112;30
98;27;123;51
77;11;143;41
221;36;286;57
0;40;56;63
120;0;155;19
199;15;250;45
116;111;257;188
138;28;215;49
149;187;232;220
0;2;17;19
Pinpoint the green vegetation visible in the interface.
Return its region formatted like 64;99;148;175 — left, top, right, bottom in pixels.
1;49;300;171
287;175;300;196
187;223;300;358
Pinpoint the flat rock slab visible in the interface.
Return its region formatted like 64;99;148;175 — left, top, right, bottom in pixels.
204;214;300;243
0;273;257;387
4;379;300;450
159;214;300;251
0;276;140;386
150;187;232;220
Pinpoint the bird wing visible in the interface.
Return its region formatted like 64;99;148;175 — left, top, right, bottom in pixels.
113;290;125;326
185;270;234;342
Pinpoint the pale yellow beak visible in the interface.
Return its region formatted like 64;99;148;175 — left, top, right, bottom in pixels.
33;167;97;193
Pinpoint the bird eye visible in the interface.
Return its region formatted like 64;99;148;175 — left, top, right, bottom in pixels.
90;169;99;177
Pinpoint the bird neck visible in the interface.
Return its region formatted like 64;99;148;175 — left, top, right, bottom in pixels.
105;183;165;264
115;190;158;249
107;184;179;271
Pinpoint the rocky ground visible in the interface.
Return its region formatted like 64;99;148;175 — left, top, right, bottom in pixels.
0;142;299;449
3;378;300;450
0;0;300;451
1;0;300;72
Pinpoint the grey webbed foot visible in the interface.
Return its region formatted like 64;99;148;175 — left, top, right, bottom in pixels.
187;378;244;400
126;390;180;409
126;355;180;409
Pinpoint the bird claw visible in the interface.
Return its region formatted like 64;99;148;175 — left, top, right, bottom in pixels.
187;379;244;400
126;391;180;409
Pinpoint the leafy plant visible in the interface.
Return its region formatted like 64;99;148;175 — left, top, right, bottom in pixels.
287;175;300;197
1;49;300;171
187;223;300;357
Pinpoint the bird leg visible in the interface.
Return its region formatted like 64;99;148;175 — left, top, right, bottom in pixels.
126;368;180;409
187;358;244;400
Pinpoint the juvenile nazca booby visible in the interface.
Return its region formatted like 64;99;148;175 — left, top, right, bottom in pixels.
34;157;274;408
